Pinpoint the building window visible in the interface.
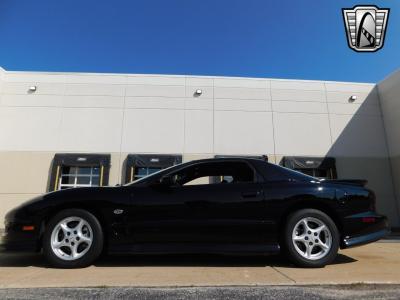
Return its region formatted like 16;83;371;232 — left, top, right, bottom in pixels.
59;166;100;190
124;154;182;184
49;154;111;191
279;156;337;179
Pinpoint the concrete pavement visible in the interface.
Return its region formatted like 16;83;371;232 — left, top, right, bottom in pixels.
0;242;399;288
1;285;400;300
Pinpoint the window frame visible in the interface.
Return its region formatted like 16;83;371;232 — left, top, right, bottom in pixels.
163;159;262;187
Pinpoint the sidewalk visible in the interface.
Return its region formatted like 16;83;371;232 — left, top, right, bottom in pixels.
0;242;399;288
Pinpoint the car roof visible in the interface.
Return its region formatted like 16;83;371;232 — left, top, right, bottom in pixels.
184;157;268;165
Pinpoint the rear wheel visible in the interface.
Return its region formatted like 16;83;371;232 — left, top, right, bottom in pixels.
43;209;103;268
283;209;339;268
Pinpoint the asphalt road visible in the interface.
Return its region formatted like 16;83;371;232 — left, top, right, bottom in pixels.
0;285;399;300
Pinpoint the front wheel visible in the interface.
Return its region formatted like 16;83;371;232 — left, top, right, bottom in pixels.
43;209;104;268
283;209;339;268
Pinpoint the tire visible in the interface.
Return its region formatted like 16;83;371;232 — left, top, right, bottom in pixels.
43;209;104;268
283;209;339;268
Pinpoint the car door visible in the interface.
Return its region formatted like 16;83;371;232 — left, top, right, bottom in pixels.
170;180;268;243
128;160;269;244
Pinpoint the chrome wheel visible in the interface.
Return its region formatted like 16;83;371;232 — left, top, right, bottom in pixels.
50;216;93;261
292;217;332;260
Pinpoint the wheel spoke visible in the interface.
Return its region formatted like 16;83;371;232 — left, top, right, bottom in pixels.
293;234;306;242
75;219;85;232
53;240;68;249
300;219;310;232
315;224;326;234
71;243;79;258
78;234;92;244
306;244;313;258
60;223;70;235
319;241;330;251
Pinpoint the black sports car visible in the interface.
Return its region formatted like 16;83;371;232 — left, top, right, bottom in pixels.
1;158;389;268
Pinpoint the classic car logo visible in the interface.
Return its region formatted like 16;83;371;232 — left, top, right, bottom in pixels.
342;5;389;52
113;209;124;215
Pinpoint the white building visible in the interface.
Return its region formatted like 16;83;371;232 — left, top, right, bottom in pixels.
0;66;399;228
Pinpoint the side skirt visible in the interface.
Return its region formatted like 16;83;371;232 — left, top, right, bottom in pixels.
107;243;280;255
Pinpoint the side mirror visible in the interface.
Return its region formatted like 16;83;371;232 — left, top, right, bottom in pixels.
159;176;174;187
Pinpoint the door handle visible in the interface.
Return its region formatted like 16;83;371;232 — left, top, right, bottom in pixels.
241;191;261;198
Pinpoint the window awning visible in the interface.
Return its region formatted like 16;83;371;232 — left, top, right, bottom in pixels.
280;156;335;170
53;153;111;167
126;154;182;168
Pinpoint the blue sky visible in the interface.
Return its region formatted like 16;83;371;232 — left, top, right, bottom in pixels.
0;0;398;82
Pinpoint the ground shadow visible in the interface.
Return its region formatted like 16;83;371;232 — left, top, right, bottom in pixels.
0;252;356;268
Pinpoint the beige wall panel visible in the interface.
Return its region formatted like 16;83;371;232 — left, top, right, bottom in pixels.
0;152;53;193
184;110;213;154
125;97;184;110
186;77;213;87
273;112;331;156
185;86;213;98
108;153;123;186
184;98;213;110
215;99;269;112
214;87;269;100
0;107;61;151
326;90;378;105
214;78;268;88
58;108;123;152
2;82;66;95
214;111;274;155
271;155;282;165
272;100;327;114
380;113;400;156
271;89;325;102
126;76;185;86
122;109;184;153
270;80;324;90
125;85;185;97
4;72;66;83
62;95;124;108
1;94;63;107
65;83;125;97
327;102;381;116
65;74;126;84
328;114;388;157
183;153;214;162
325;82;374;93
378;70;400;225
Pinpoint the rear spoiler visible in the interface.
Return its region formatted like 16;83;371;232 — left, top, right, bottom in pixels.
322;179;368;187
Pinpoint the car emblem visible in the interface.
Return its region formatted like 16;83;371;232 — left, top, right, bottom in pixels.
113;209;124;215
342;5;389;52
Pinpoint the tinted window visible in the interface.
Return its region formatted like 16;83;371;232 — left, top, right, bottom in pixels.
254;161;317;182
170;161;255;186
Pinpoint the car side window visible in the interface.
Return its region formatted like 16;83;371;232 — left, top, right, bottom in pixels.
169;161;256;186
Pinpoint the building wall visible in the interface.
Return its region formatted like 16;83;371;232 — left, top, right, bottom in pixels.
378;70;400;228
0;67;398;226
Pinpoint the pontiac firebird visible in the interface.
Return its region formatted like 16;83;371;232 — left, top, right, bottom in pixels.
1;158;389;268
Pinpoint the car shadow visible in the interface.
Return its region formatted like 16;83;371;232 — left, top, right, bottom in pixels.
0;252;356;268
